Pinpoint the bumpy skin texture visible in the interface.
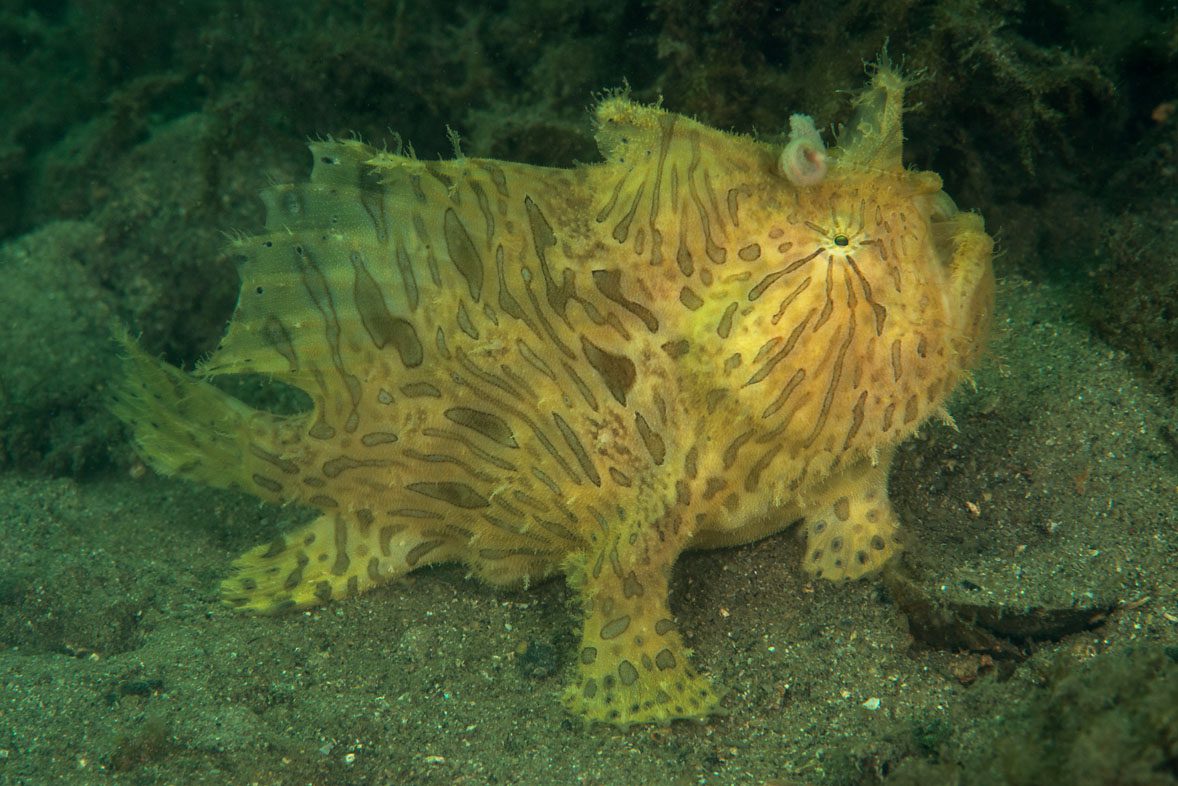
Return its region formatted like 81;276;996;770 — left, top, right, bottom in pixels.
112;62;994;726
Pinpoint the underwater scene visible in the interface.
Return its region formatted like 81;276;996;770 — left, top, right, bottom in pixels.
0;1;1175;784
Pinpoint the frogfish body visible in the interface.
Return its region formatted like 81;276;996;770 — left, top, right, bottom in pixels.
112;59;994;726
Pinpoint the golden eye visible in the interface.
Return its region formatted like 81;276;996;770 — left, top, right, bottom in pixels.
833;234;850;247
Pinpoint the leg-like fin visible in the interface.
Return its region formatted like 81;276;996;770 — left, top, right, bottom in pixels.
562;511;722;725
221;512;455;613
801;452;903;581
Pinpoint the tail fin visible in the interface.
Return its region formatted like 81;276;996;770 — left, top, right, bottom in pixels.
109;327;298;503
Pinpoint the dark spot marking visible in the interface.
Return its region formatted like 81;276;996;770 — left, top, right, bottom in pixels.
634;412;666;465
609;466;632;486
703;477;726;500
284;551;309;590
407;481;490;509
716;301;738;338
722;428;754;469
406;539;444;567
379;526;396;557
354;284;423;369
261;537;286;559
350;249;413;357
745;443;783;492
394;239;420;312
612;182;644;244
361;431;399;446
622;571;644;598
322;456;388;478
552;412;601;486
252;474;282;494
495;246;532;329
581;647;598;665
904;394;920;424
600;615;631;640
592;269;659;332
581;335;636;406
655;649;677;670
833;497;851;521
445;406;519;448
260;315;298;371
738;243;761;261
456;299;479;339
331;517;351;575
845;255;887;335
618;660;639;686
676;225;694;276
443;207;484;301
844;390;867;449
517;338;556;381
308;420;335;440
684;448;698;479
524;196;575;318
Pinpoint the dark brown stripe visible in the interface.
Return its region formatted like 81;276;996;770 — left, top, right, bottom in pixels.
443;208;484;301
407;481;490;509
591;269;659;332
761;368;806;420
260;315;298;370
406;539;444;567
844;390;868;449
716;301;738;338
444;406;518;448
331;516;351;576
634;412;666;465
552;412;601;486
580;335;636;406
251;474;282;493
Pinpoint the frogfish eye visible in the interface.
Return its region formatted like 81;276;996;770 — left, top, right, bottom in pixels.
833;234;850;247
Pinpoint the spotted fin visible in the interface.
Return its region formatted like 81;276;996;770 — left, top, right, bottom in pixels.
801;452;902;581
221;511;455;613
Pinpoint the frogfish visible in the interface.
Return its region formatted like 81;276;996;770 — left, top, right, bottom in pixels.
112;58;994;726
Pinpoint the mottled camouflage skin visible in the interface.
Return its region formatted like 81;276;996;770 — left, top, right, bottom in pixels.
113;61;994;725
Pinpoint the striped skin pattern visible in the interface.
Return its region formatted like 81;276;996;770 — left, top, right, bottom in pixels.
112;61;994;726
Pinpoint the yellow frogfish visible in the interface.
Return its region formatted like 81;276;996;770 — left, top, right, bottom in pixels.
112;58;994;726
